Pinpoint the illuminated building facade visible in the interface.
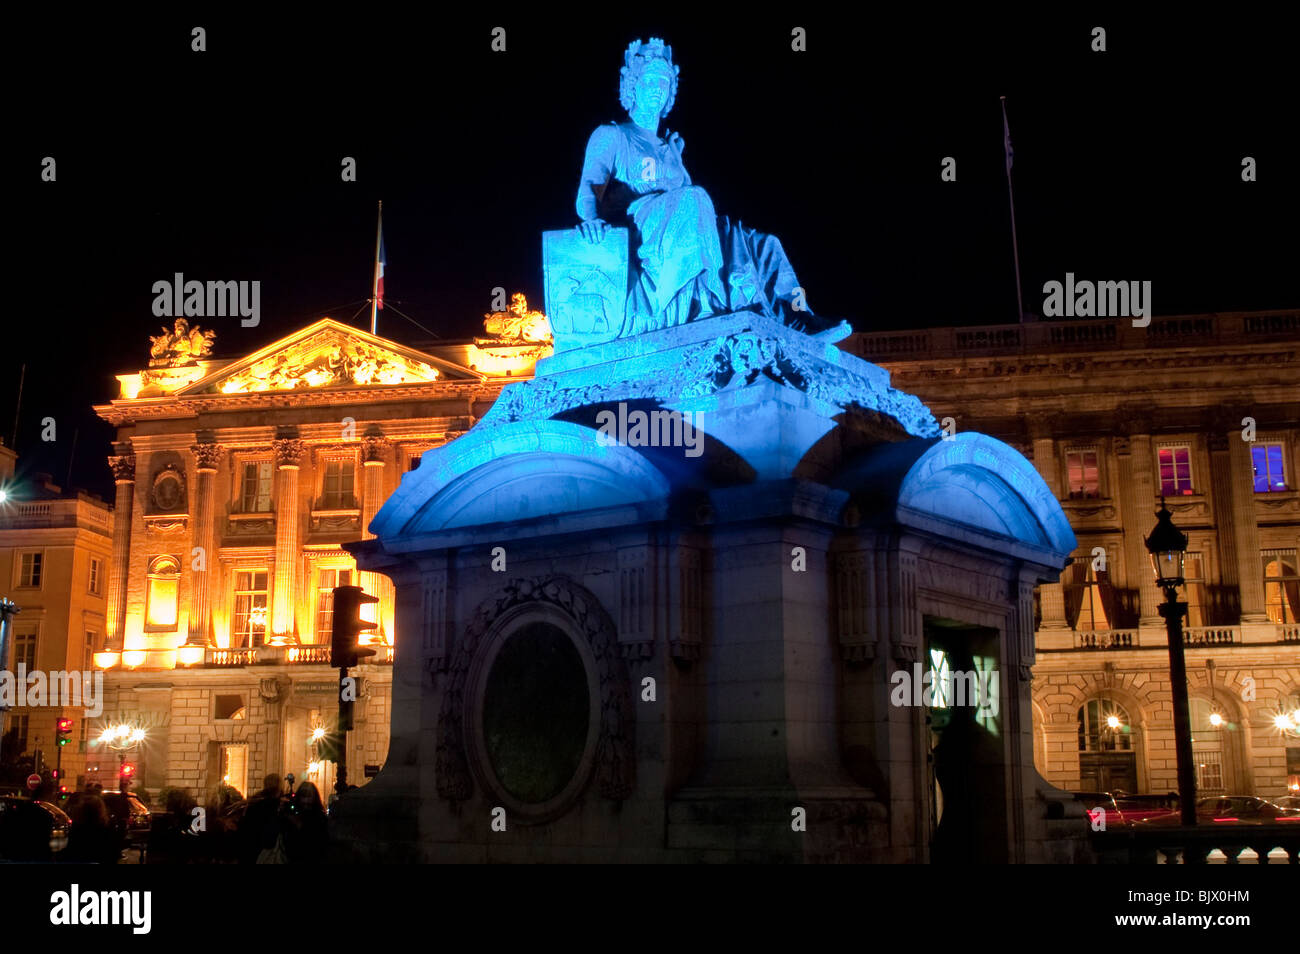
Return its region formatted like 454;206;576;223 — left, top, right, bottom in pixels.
0;445;113;790
91;304;548;797
852;309;1300;800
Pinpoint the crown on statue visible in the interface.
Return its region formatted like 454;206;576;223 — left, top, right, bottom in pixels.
619;37;680;116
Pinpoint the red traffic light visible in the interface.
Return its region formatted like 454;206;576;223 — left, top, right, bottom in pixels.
330;585;379;668
120;763;135;777
56;718;73;746
57;718;73;731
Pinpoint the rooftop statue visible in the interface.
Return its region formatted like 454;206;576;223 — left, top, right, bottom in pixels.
570;38;848;342
149;318;215;367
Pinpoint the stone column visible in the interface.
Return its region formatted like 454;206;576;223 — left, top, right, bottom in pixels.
105;446;136;652
188;441;223;646
1207;431;1240;620
359;435;392;639
1117;427;1161;630
1030;432;1070;633
1227;427;1268;622
271;438;305;641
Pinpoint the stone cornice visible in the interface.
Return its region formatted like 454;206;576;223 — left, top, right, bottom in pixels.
94;380;505;426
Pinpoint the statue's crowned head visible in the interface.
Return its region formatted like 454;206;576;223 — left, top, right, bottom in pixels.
619;37;679;119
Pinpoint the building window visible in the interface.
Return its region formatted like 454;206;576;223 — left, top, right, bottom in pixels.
316;568;354;640
11;630;37;671
214;694;247;721
1078;699;1132;752
320;459;356;509
240;461;274;513
232;570;270;648
145;555;181;630
1157;445;1194;496
408;453;422;472
219;743;249;798
84;631;99;672
89;557;103;596
1251;442;1288;492
1066;561;1116;632
1263;550;1299;625
1189;698;1226;795
1066;448;1100;499
1180;552;1207;627
9;715;30;754
17;551;43;588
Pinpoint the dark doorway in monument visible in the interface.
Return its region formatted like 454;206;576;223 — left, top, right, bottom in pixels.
923;618;1008;864
477;621;593;811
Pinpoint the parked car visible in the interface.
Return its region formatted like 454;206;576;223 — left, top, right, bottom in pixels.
0;796;71;860
98;790;153;850
1273;795;1300;811
1071;792;1125;828
1114;793;1180;825
1136;795;1300;826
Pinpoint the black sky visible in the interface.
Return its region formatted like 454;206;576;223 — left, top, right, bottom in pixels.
10;11;1298;501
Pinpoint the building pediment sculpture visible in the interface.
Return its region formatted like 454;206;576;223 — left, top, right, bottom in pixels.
149;318;216;368
216;330;442;393
542;38;849;353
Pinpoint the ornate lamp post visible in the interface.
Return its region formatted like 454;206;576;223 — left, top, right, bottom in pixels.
98;723;147;792
1145;499;1197;826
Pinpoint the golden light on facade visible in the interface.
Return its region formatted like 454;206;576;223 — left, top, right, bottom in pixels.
1106;714;1121;730
1209;711;1224;728
93;651;120;669
311;727;326;743
1276;713;1296;731
177;644;205;666
122;650;147;668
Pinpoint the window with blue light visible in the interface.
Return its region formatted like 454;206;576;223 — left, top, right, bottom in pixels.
1251;442;1288;492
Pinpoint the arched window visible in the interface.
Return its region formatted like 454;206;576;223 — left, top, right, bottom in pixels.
1189;698;1226;795
1078;699;1137;793
1078;699;1132;752
145;555;181;630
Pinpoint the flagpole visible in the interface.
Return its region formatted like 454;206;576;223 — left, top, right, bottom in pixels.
370;200;383;334
1000;96;1026;325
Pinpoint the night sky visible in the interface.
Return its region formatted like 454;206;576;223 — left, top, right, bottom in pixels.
10;12;1297;501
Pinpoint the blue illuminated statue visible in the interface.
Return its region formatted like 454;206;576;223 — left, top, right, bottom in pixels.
570;38;845;341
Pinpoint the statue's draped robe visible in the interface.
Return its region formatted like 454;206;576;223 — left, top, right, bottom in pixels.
577;122;809;336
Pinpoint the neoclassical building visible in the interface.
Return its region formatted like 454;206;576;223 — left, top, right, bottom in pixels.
90;303;548;797
0;445;113;789
851;308;1300;801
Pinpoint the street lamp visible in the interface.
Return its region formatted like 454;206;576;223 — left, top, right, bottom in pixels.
1145;498;1197;827
97;722;147;793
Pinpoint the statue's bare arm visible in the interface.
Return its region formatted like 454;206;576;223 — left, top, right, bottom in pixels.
576;125;621;243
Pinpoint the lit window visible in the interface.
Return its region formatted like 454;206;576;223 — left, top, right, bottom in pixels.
1066;448;1100;499
145;555;181;630
1251;443;1288;492
1078;699;1132;752
1067;561;1114;631
240;461;274;512
316;567;354;640
89;557;103;595
18;551;43;588
1263;550;1299;625
1158;445;1194;496
232;570;270;648
321;459;356;509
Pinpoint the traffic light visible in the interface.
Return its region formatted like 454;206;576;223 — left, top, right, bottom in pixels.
119;762;135;792
56;718;73;747
330;585;378;668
